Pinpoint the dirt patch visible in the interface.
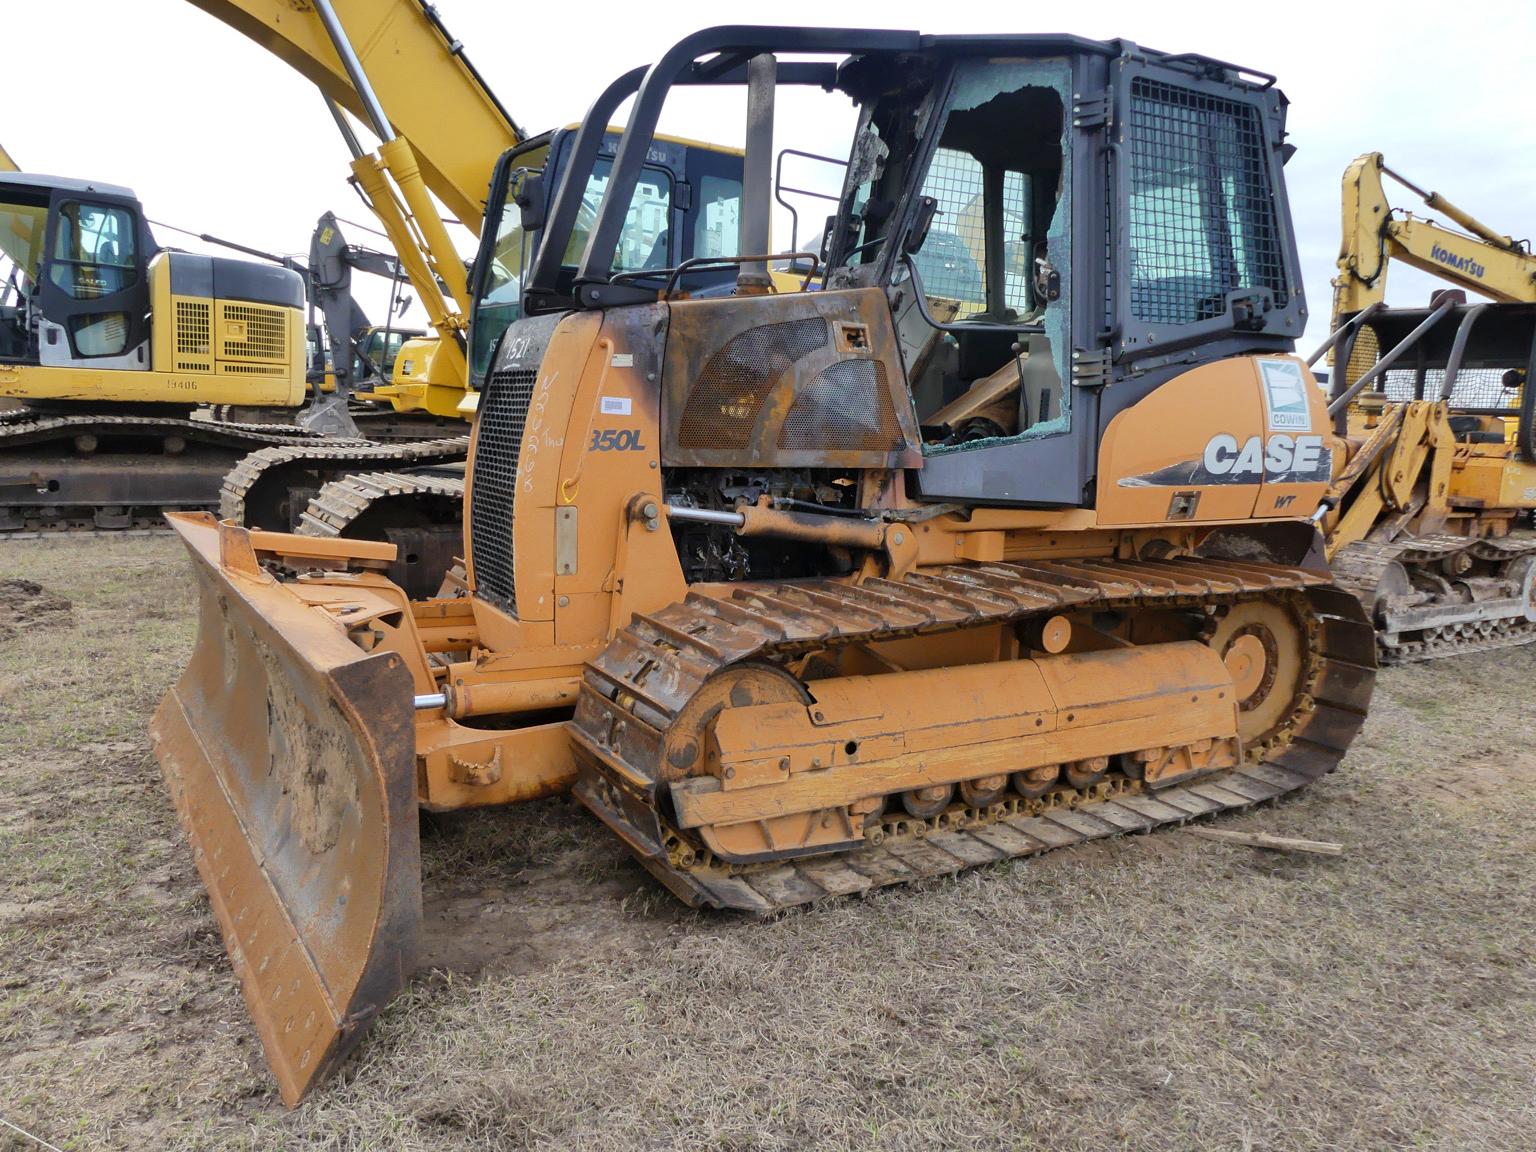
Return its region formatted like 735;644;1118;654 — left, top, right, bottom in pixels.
1421;750;1536;811
419;801;686;978
0;577;71;641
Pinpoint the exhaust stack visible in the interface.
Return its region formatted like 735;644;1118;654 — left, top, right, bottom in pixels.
736;53;776;295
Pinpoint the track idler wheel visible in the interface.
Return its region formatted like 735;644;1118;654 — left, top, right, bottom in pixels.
1510;556;1536;623
658;663;809;782
1208;598;1308;746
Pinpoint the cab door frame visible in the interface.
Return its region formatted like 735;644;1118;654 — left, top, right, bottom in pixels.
36;188;153;369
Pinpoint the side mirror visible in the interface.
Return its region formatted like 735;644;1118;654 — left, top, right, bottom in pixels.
509;168;546;231
904;196;939;255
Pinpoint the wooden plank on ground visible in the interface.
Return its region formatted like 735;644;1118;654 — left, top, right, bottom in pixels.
1183;827;1343;856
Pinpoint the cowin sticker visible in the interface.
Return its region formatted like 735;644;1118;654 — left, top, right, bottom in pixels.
600;396;632;416
1258;359;1312;431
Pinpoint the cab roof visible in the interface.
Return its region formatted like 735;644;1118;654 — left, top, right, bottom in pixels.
0;171;139;201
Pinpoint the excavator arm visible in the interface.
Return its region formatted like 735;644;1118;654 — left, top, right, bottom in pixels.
185;0;529;398
1335;152;1536;317
0;142;16;172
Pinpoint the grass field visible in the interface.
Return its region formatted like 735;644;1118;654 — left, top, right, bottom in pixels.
3;535;1535;1150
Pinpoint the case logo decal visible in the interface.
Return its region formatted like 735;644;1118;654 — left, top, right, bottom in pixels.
1203;432;1325;478
1119;433;1330;488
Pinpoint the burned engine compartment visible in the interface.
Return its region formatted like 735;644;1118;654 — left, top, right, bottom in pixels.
664;466;863;583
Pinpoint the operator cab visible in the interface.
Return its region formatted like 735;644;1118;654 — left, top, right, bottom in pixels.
0;173;155;368
821;45;1302;505
476;31;1306;515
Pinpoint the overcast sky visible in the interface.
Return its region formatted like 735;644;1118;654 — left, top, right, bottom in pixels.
8;1;1533;345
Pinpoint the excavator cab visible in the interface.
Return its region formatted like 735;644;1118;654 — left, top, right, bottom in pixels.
468;128;745;385
0;171;306;408
154;27;1369;1105
0;174;155;369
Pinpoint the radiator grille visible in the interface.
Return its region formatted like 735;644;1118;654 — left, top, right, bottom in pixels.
678;317;827;449
470;367;537;615
221;303;288;362
174;300;212;371
1126;77;1286;326
778;359;902;450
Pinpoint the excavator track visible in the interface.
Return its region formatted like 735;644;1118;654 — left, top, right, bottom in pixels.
219;435;470;530
572;558;1375;912
1334;534;1536;663
209;403;467;444
296;470;466;598
297;470;465;537
0;409;364;533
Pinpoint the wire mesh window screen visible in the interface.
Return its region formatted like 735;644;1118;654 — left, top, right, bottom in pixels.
915;148;987;316
1353;324;1524;410
1126;78;1287;326
1379;368;1521;411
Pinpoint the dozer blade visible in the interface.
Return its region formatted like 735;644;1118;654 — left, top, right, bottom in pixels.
150;513;420;1106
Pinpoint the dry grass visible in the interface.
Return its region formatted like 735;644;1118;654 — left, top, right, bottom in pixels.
3;535;1536;1150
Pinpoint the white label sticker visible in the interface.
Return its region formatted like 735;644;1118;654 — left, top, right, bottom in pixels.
1258;359;1312;431
610;353;635;368
600;396;632;416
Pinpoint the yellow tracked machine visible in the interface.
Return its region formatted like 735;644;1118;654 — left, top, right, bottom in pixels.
153;28;1377;1102
1312;155;1536;660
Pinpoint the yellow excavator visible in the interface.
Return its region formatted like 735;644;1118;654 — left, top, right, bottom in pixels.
188;0;510;419
153;27;1376;1103
0;170;354;531
1316;153;1536;660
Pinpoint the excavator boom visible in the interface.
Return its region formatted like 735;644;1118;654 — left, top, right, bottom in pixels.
188;0;519;234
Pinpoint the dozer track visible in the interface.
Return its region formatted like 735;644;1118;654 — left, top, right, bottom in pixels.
572;558;1375;912
1334;534;1536;663
219;435;470;530
0;408;360;533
